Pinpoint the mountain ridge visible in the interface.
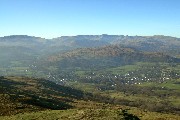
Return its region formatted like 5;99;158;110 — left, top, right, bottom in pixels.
1;34;180;56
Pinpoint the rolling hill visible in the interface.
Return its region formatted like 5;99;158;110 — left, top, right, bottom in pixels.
46;45;180;70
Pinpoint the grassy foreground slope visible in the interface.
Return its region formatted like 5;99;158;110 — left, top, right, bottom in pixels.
1;76;109;115
1;108;180;120
0;76;180;120
0;76;140;119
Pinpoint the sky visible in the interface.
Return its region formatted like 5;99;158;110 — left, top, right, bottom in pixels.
0;0;180;38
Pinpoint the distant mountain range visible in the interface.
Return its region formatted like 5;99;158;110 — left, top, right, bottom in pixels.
1;35;180;56
0;34;180;74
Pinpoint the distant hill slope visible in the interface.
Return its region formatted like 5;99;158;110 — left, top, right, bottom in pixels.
46;45;179;70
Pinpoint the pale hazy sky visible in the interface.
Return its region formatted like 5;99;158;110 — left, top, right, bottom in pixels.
0;0;180;38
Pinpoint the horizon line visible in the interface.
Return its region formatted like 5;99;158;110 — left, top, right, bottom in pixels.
1;34;179;39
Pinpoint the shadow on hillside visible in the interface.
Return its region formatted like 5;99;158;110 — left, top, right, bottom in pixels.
0;77;75;110
119;109;140;120
37;79;85;99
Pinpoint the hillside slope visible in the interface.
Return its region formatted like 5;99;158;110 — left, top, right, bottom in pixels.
0;76;91;115
46;45;179;70
0;76;143;120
